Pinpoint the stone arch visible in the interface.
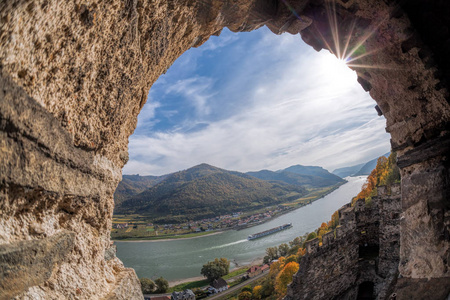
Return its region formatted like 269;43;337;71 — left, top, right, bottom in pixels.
0;0;448;299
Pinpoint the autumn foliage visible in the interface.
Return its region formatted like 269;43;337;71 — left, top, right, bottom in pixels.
250;153;400;300
275;262;299;296
328;210;339;229
354;152;400;205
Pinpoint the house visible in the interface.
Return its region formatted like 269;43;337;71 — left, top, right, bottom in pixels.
172;289;195;300
208;278;228;293
261;264;270;272
247;265;262;278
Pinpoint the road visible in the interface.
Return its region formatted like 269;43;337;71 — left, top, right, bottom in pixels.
144;271;268;300
208;272;268;300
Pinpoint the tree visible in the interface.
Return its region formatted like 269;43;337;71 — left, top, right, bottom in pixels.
289;237;302;248
306;232;317;241
201;258;230;282
139;278;155;294
328;210;339;229
238;291;252;300
278;243;290;257
265;247;278;261
241;285;252;293
285;255;297;264
252;285;263;299
155;277;169;293
355;155;392;203
288;245;300;256
269;257;286;278
297;247;306;258
275;261;300;296
317;223;329;242
260;277;275;297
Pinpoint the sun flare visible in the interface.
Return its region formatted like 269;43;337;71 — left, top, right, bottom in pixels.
319;52;356;90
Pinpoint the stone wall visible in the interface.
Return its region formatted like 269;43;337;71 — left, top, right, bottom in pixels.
1;0;449;298
286;185;402;300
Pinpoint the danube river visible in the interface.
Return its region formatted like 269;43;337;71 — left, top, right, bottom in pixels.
115;176;367;281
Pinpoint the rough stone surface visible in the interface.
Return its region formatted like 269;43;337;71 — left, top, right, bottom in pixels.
0;231;75;300
1;0;449;299
286;186;402;300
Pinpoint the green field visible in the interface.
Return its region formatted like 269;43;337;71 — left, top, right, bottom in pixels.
168;267;248;293
111;227;216;241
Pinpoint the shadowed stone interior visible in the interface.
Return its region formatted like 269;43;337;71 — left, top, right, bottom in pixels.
0;0;449;299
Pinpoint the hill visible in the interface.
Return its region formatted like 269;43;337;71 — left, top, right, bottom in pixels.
331;163;365;178
278;165;345;184
333;152;391;177
247;166;345;188
114;174;167;205
115;164;307;222
354;152;390;175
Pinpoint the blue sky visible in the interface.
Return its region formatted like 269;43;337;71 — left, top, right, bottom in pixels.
123;27;390;176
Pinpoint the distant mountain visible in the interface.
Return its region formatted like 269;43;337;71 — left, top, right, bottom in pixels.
354;152;390;176
332;152;390;177
114;164;307;221
114;174;167;205
247;166;345;188
279;165;345;184
331;163;365;178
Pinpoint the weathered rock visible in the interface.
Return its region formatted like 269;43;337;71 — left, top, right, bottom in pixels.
0;0;449;298
0;231;75;300
286;186;402;300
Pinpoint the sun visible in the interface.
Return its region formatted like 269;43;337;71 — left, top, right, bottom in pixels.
319;52;357;90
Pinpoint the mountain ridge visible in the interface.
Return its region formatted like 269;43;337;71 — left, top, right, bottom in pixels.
247;165;345;188
114;163;309;221
332;152;390;177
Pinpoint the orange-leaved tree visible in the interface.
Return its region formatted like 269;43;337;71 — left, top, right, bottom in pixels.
355;155;390;204
328;210;339;229
353;152;400;205
275;261;300;297
252;285;262;300
297;247;306;257
269;256;286;278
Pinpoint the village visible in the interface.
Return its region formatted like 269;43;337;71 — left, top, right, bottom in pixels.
111;205;292;240
144;263;271;300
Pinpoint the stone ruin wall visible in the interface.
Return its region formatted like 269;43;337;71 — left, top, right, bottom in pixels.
286;184;402;300
1;0;449;299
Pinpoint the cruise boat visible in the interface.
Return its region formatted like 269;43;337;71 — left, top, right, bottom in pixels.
247;223;292;240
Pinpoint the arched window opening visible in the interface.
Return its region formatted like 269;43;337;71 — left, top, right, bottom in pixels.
114;27;391;282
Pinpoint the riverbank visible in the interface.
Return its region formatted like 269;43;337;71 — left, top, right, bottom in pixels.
168;256;264;288
115;177;367;281
112;183;345;241
112;231;223;242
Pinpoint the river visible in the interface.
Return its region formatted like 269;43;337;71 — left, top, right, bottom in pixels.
115;176;367;281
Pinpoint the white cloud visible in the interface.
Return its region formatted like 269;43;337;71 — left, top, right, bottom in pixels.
123;28;391;176
135;99;161;132
166;77;216;116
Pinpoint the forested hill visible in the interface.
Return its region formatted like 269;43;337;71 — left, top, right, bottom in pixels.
247;165;345;188
354;152;390;176
114;164;308;221
113;174;167;205
332;152;390;177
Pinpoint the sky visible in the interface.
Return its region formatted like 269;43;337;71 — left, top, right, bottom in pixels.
123;26;391;176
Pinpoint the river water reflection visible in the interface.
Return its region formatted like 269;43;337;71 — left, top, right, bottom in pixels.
116;176;367;281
